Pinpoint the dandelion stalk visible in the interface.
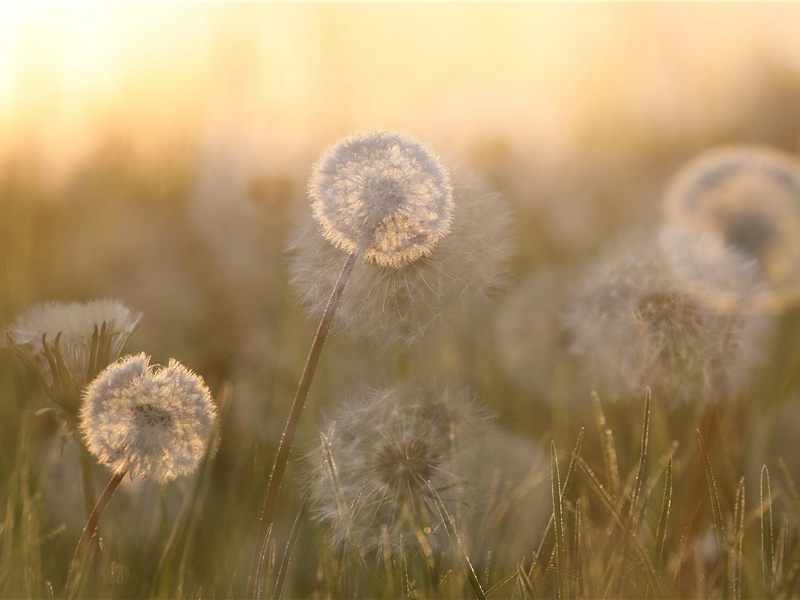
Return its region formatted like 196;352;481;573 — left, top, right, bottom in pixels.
248;250;357;598
65;470;126;598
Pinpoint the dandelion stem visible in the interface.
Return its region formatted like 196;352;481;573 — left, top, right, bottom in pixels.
65;469;126;598
248;250;357;599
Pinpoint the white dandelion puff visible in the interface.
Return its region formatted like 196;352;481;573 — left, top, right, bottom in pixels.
303;381;494;562
79;353;217;483
661;145;800;310
290;167;513;349
564;235;772;404
5;299;142;413
308;130;454;268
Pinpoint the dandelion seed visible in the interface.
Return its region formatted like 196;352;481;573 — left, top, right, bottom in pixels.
5;299;141;412
291;167;513;348
308;130;454;268
79;353;217;483
661;145;800;310
564;235;772;404
304;381;494;561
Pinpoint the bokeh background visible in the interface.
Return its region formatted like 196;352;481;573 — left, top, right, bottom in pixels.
3;3;800;597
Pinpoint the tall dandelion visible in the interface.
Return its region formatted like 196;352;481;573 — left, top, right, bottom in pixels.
660;145;800;310
249;130;455;597
290;165;513;349
67;352;216;595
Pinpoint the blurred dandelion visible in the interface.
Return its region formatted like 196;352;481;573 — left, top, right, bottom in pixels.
564;236;772;404
290;167;513;349
660;145;800;310
304;381;493;562
79;352;217;483
309;129;453;268
5;299;141;415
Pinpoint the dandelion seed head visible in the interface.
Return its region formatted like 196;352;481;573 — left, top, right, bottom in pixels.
5;299;142;411
303;381;493;561
308;130;453;268
565;236;772;404
662;145;800;309
79;353;217;483
290;166;513;349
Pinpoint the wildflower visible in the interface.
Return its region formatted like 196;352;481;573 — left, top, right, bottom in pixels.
304;381;493;561
290;167;513;348
79;353;217;483
661;145;800;310
5;299;141;414
308;130;454;268
564;235;772;404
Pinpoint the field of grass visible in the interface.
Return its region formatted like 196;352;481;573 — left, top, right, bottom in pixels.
3;6;800;600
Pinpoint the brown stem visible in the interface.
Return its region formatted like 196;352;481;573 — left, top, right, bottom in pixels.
65;470;126;598
247;251;357;599
78;443;96;517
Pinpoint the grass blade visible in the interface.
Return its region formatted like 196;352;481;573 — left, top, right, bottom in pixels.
592;392;620;499
761;465;774;594
629;388;651;527
653;454;673;570
427;481;486;600
697;430;725;556
730;477;745;600
550;441;568;600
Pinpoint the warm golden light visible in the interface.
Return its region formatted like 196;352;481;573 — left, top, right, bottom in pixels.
1;3;800;181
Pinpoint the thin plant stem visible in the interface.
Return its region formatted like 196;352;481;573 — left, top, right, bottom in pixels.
65;469;126;598
247;250;358;599
77;443;96;517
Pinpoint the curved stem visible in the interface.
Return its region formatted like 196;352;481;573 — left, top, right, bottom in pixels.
65;470;126;598
247;251;357;599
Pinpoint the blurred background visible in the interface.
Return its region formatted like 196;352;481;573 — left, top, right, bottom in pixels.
3;3;800;596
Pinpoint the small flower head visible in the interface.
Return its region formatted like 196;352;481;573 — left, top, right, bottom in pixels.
5;299;142;413
290;167;513;349
79;353;217;483
661;145;800;309
304;381;493;562
308;130;454;267
564;236;772;404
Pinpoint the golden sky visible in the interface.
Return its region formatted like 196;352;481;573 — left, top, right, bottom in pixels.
1;3;799;178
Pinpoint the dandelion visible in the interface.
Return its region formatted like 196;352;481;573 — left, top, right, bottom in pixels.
564;235;772;405
309;129;453;268
661;145;800;310
5;299;141;414
304;381;493;562
67;352;216;595
290;167;513;348
79;353;217;483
